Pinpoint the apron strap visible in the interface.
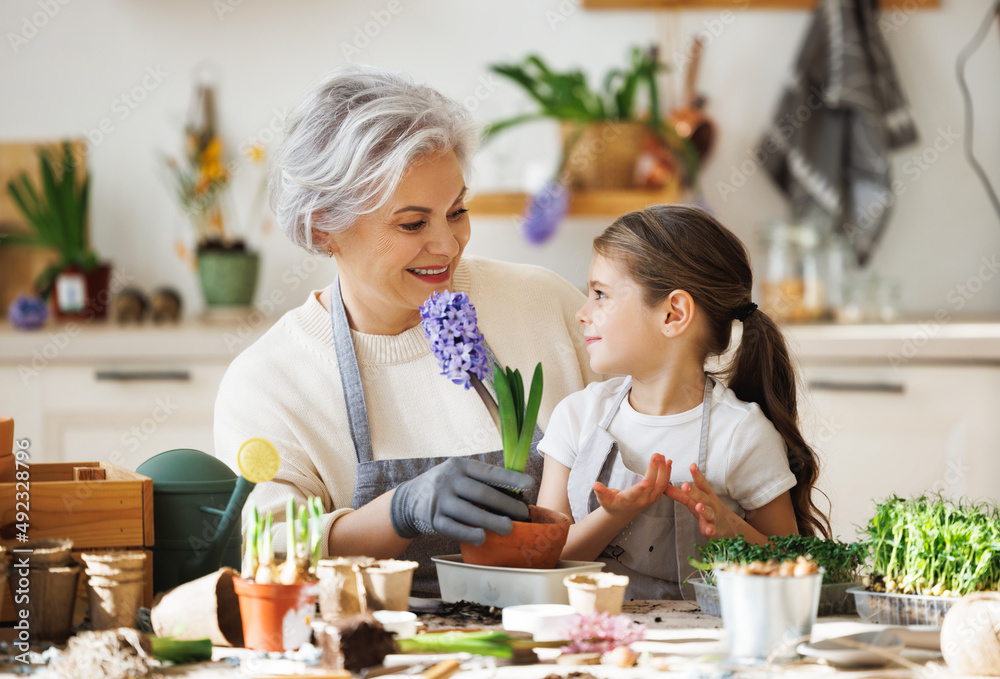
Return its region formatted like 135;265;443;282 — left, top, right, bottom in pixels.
674;374;714;599
330;276;374;464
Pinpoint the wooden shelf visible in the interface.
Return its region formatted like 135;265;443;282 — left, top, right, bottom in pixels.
583;0;938;8
469;184;682;217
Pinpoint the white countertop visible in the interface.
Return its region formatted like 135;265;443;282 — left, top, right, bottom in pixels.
2;317;999;364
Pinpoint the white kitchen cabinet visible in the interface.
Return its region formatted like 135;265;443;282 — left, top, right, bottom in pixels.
0;320;268;467
784;323;1000;542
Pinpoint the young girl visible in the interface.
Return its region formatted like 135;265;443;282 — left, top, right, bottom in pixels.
537;205;830;600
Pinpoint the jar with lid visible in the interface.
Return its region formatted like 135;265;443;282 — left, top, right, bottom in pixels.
760;222;823;323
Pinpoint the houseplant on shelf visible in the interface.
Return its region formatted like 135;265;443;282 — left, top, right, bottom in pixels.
484;47;698;243
163;81;262;311
2;142;112;321
419;290;570;569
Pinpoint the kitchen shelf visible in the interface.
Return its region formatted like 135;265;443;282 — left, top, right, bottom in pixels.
583;0;938;8
468;184;682;217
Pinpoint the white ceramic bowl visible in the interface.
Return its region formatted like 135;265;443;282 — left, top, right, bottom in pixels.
502;604;577;641
372;610;418;638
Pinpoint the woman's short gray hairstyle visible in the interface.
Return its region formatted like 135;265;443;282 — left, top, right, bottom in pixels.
270;64;481;253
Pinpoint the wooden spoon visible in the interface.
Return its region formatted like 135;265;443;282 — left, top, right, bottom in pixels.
669;36;716;160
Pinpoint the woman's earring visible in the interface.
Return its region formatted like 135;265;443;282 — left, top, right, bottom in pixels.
326;246;333;258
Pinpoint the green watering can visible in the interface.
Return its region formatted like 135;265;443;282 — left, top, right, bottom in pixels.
137;440;278;594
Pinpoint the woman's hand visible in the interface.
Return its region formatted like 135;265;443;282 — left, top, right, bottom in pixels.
593;454;672;518
390;458;533;545
665;463;739;538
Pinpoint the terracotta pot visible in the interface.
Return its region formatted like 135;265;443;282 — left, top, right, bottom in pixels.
460;505;570;570
232;577;318;652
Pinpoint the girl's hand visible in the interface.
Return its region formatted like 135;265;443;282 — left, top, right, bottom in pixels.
664;463;738;538
593;454;672;518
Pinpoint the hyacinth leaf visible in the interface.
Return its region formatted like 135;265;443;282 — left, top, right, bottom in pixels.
493;363;519;470
296;505;308;551
261;510;273;566
506;367;524;432
511;363;543;475
309;496;323;570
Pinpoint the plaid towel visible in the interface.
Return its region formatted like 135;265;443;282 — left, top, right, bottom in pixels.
758;0;918;266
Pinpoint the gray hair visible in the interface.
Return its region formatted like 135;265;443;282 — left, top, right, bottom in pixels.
269;64;481;253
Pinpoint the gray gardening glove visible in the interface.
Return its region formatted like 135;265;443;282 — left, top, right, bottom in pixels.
390;457;533;545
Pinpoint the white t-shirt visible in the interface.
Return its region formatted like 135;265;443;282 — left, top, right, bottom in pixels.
538;376;796;517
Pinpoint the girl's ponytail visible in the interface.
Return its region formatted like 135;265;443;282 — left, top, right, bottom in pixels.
727;308;831;538
595;204;831;538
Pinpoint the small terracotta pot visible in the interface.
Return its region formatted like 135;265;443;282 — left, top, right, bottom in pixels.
460;505;570;570
233;577;319;652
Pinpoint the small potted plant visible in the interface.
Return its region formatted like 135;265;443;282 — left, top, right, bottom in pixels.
233;499;322;652
420;290;570;569
162;80;264;310
483;47;698;244
2;142;112;321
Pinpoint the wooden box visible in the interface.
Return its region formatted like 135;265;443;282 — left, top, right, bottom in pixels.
0;461;154;622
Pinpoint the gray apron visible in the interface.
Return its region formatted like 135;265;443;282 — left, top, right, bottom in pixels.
330;278;544;596
566;376;713;601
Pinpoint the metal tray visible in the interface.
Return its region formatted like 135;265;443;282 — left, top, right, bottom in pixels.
431;554;604;608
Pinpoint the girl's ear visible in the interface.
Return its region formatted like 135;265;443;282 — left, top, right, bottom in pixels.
662;289;695;338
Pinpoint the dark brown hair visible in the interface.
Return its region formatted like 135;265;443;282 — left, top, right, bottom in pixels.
593;204;830;538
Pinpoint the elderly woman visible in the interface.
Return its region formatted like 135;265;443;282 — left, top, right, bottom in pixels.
214;64;596;594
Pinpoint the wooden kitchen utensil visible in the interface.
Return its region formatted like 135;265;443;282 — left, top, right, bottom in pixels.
669;36;716;160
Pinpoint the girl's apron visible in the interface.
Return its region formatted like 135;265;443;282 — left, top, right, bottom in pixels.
566;376;713;600
330;278;544;596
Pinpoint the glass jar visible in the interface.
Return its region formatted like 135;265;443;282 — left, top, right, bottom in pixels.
760;222;824;323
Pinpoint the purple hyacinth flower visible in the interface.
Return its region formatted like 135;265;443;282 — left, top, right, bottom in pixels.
8;294;48;330
419;290;489;390
521;180;569;245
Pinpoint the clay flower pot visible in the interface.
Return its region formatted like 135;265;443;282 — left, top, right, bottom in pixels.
460;505;570;569
232;577;318;652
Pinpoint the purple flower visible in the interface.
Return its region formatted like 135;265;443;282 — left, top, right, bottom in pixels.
8;294;48;330
559;612;646;655
419;291;489;390
521;180;568;245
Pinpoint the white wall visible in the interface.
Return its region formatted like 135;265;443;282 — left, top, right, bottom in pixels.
2;0;998;321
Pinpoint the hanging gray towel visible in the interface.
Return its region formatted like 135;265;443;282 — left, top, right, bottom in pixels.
758;0;918;266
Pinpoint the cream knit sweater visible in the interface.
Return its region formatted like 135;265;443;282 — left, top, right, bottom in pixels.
214;256;598;555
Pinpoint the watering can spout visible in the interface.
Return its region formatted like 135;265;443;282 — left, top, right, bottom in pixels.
181;476;255;583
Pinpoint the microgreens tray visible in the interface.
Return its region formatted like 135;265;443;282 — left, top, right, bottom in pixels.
692;576;859;617
848;586;956;626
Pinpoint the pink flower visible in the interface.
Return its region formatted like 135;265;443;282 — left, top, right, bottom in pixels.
559;611;645;654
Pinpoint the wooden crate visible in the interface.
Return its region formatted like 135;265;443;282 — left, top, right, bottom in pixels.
0;461;154;622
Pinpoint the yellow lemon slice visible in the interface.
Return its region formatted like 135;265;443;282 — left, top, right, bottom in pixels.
237;438;280;483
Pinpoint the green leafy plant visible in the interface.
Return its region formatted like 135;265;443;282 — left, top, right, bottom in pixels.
485;49;698;181
862;495;1000;597
691;534;866;586
493;363;543;475
2;142;98;297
